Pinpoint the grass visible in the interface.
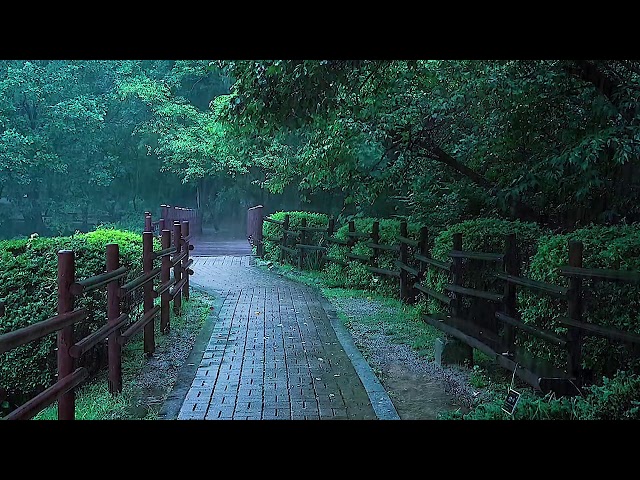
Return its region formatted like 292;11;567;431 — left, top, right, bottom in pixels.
32;289;214;420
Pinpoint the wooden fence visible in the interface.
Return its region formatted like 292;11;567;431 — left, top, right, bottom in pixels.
149;205;201;236
255;210;640;395
0;211;195;420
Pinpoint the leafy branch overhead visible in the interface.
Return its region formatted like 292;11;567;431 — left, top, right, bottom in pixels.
218;60;640;228
2;59;640;238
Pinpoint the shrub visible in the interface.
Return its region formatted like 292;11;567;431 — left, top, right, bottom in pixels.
576;370;640;420
0;227;147;413
424;218;545;314
262;211;330;268
519;223;640;378
323;217;423;294
440;370;640;420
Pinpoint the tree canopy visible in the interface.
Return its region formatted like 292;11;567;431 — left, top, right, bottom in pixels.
217;60;640;229
2;59;639;238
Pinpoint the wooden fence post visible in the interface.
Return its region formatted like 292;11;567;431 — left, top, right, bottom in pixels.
347;220;355;253
399;221;409;302
417;226;428;277
144;211;152;233
106;243;123;394
143;231;155;355
322;216;335;267
165;205;172;226
256;209;264;258
57;250;76;420
370;221;380;268
160;229;171;334
173;221;183;315
501;233;518;354
416;226;428;301
298;218;306;269
280;214;290;264
567;240;584;382
451;233;464;319
182;220;190;301
247;205;264;257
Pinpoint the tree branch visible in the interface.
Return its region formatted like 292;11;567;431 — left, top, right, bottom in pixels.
431;146;495;190
567;60;636;123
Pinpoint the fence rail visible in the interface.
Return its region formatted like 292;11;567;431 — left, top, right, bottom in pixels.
251;205;640;396
0;209;195;420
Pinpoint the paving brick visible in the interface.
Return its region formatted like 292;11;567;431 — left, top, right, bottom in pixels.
174;255;380;421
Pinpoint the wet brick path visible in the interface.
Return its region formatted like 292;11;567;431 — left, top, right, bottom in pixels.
174;255;390;420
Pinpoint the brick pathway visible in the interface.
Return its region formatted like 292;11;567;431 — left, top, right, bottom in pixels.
171;255;398;420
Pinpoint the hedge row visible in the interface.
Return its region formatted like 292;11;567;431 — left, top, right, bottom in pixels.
263;212;640;380
0;227;149;412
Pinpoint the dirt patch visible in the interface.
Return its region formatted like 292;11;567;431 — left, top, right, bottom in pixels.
331;298;488;419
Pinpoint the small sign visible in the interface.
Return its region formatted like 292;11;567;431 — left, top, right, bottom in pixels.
502;388;521;415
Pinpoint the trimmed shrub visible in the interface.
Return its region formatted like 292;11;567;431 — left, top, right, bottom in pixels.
519;223;640;378
424;218;544;314
262;211;330;269
323;217;424;295
0;227;148;413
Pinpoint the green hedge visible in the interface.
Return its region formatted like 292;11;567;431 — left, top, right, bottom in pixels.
262;211;330;269
519;223;640;378
323;217;424;295
424;218;545;314
0;227;149;413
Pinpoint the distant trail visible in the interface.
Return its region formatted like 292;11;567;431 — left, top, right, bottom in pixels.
190;227;252;257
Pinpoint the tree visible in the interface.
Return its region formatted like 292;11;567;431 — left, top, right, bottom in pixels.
218;60;640;229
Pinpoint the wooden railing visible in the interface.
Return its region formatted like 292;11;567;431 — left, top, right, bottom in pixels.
247;205;264;255
0;214;194;420
256;209;640;395
147;205;201;237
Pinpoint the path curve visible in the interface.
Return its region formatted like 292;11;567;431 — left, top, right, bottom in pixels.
160;255;399;420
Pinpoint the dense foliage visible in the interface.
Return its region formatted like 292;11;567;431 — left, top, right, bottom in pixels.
424;218;544;314
519;223;640;378
0;60;266;239
0;228;145;413
6;60;640;237
219;60;640;229
441;370;640;420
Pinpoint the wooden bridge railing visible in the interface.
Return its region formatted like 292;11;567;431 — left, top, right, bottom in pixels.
148;205;201;237
255;207;640;396
247;205;264;256
0;214;194;420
